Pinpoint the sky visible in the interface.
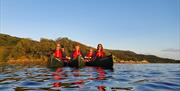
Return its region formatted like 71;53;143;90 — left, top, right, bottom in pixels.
0;0;180;60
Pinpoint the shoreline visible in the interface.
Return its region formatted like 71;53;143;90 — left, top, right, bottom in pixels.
1;58;179;66
1;61;179;66
0;57;178;66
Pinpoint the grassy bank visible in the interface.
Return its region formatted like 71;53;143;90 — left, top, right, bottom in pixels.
7;57;48;66
5;58;149;66
1;33;179;64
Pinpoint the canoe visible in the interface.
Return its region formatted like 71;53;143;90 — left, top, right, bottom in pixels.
47;56;64;68
86;55;114;69
69;56;85;68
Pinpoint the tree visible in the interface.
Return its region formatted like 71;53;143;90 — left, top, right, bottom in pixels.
39;38;56;55
9;38;33;59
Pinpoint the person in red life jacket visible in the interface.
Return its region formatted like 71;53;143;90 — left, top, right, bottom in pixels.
84;48;94;62
61;45;66;59
61;45;70;59
71;45;83;60
95;44;105;58
53;43;63;59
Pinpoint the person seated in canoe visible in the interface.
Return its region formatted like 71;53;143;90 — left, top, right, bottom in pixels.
84;48;94;62
53;43;63;59
94;44;105;58
61;45;70;61
71;45;84;60
61;45;66;59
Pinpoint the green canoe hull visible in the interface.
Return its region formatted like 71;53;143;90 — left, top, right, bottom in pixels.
47;56;64;68
86;55;114;69
69;56;85;68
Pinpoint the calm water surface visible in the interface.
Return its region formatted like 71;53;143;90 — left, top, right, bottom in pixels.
0;64;179;91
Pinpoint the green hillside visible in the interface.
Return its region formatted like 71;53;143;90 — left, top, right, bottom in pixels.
0;33;179;63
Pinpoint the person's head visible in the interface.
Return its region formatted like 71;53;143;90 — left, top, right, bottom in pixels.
97;44;103;51
56;43;61;50
61;45;65;52
75;45;80;51
89;48;93;53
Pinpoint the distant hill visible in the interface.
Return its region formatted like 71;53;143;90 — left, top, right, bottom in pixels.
0;33;179;63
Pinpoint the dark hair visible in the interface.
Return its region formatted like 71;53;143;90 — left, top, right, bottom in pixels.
97;44;104;51
61;45;64;48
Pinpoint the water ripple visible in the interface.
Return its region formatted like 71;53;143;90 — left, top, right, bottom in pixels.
0;64;179;91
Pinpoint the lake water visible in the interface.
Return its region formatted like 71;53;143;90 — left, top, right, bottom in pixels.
0;64;179;91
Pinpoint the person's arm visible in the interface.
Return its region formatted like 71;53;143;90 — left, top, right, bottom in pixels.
62;52;66;58
70;53;73;59
103;51;106;57
84;54;89;59
80;50;84;58
91;52;97;61
93;51;96;57
53;50;56;57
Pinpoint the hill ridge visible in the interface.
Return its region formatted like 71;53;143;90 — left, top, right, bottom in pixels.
0;33;179;63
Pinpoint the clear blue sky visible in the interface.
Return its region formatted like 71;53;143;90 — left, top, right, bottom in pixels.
0;0;180;60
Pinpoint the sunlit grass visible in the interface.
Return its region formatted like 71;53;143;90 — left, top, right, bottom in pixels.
7;58;48;66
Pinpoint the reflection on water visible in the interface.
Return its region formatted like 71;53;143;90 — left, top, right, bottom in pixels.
0;64;180;91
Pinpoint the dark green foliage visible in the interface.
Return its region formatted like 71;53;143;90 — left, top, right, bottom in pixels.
0;46;11;62
0;33;20;46
56;37;92;56
108;50;138;61
0;33;179;63
108;50;179;63
39;38;56;55
9;38;36;58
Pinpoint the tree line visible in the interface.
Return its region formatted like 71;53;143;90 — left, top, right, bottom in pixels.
0;33;179;63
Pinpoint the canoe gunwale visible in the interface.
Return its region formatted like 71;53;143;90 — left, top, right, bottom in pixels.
86;55;114;69
48;55;114;69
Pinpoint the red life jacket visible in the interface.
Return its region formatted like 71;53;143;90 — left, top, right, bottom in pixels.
86;52;93;58
96;51;105;58
53;50;62;59
72;50;82;59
